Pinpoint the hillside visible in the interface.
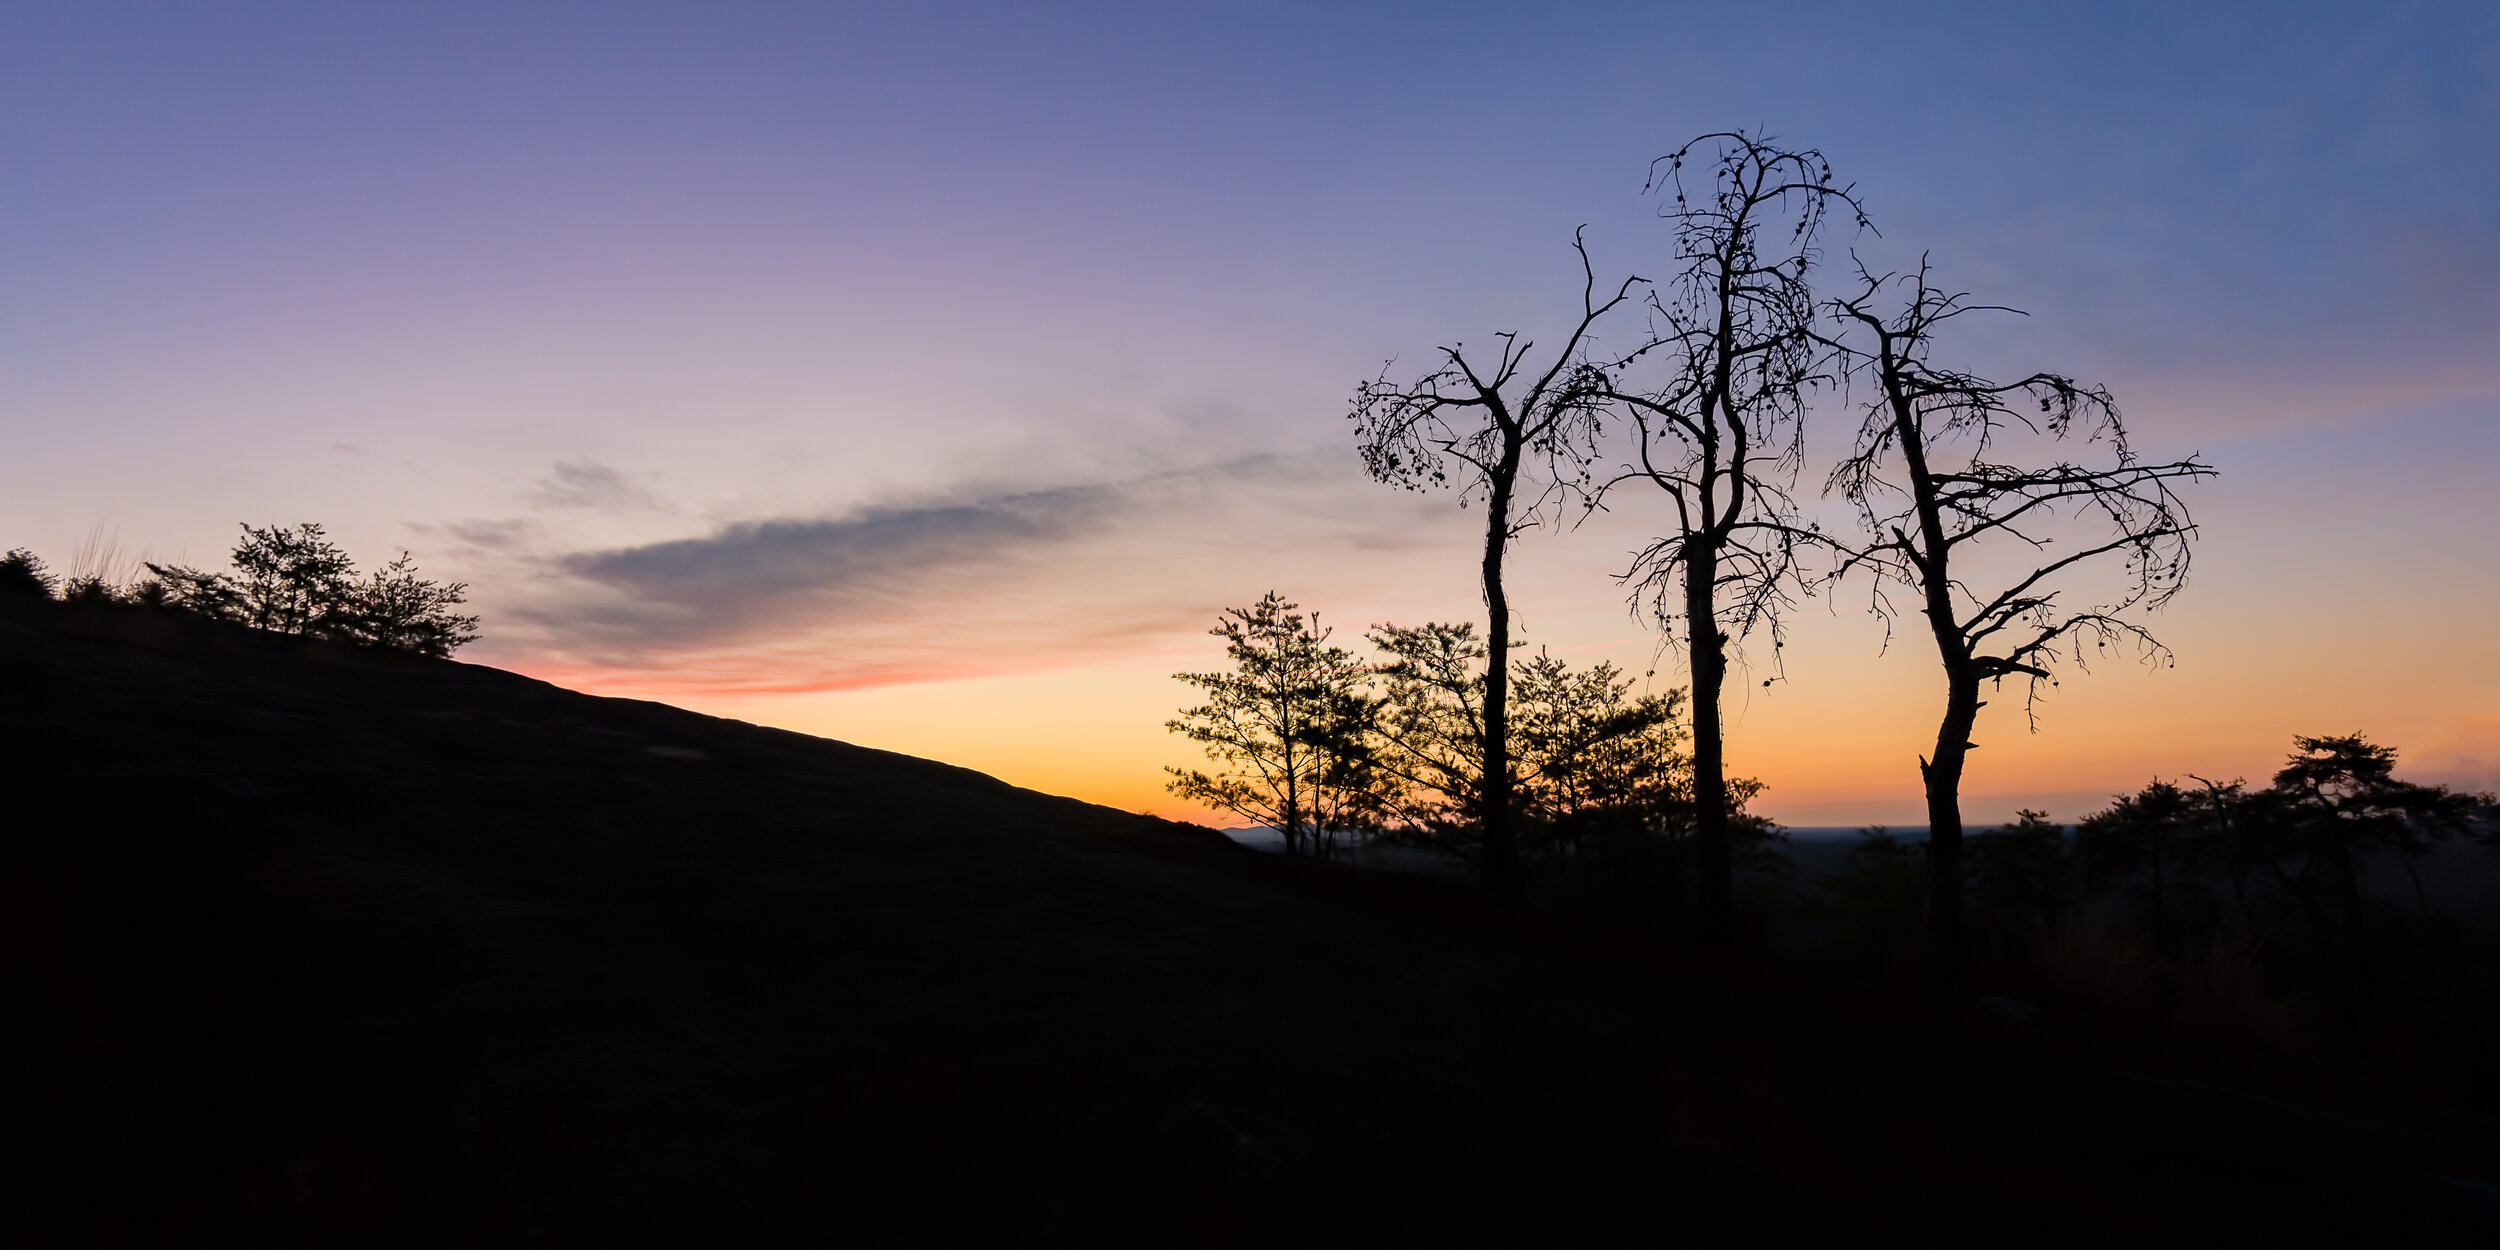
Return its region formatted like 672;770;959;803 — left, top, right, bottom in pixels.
6;597;2498;1244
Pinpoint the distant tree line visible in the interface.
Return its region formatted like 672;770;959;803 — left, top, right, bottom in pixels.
1821;734;2495;961
2083;736;2486;960
1818;733;2500;1099
1;522;479;658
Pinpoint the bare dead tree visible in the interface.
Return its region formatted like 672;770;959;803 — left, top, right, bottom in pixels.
1352;229;1638;907
1825;258;2216;949
1601;132;1864;939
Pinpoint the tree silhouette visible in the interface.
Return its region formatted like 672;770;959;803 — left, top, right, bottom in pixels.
1351;232;1637;906
1601;131;1864;940
1508;650;1690;865
1826;259;2215;949
2079;738;2483;974
347;551;483;657
1167;594;1379;859
229;522;358;636
1361;622;1499;857
141;525;481;655
0;548;55;598
1363;622;1696;873
2269;733;2477;964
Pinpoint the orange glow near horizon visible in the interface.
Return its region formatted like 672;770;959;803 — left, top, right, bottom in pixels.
492;422;2500;835
506;566;2500;833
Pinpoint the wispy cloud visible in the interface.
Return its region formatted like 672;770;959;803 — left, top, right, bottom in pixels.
478;454;1461;695
434;517;540;552
533;459;670;512
559;481;1120;617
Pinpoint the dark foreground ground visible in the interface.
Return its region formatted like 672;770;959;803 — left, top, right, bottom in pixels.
8;600;2500;1245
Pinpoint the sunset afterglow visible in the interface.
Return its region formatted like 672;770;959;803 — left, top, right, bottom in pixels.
6;2;2493;828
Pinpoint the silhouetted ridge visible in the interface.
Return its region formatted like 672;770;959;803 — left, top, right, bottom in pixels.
7;600;2499;1243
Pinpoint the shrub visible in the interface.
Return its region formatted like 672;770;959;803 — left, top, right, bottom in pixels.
0;548;55;598
60;575;122;605
341;552;481;658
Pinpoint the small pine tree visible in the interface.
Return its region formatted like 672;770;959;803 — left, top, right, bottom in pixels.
1167;593;1379;859
230;522;358;635
345;551;481;657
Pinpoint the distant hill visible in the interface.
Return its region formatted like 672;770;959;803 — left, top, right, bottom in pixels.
6;596;2498;1243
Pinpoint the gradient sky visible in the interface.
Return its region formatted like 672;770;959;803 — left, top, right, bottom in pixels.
6;1;2495;826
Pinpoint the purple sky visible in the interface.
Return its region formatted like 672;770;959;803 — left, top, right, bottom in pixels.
5;2;2495;822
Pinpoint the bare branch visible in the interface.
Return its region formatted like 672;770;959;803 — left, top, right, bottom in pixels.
1819;258;2215;946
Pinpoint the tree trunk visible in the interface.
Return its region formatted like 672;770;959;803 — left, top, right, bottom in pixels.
1281;727;1302;859
1686;544;1731;940
1923;667;1978;951
1480;466;1522;908
1897;361;1974;958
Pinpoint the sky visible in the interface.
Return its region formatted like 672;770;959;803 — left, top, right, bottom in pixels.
4;1;2495;826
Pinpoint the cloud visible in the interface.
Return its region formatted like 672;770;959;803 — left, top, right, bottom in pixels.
481;454;1463;696
567;483;1116;610
434;517;541;552
533;459;669;512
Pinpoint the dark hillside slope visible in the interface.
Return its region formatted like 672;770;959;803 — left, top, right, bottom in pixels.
5;599;2498;1244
